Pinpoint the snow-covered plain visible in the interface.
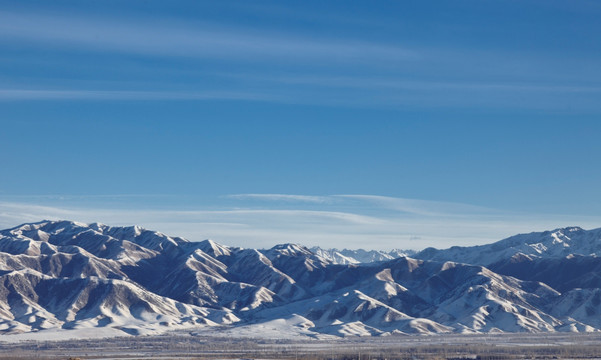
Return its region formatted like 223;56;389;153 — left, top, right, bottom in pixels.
0;220;601;340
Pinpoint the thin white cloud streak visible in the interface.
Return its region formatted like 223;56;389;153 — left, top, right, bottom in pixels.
227;194;330;204
333;194;497;217
3;81;596;111
195;72;601;111
0;202;73;226
0;89;279;102
1;198;600;251
2;84;597;112
230;193;496;217
219;72;601;94
1;194;173;200
0;203;382;227
0;11;416;63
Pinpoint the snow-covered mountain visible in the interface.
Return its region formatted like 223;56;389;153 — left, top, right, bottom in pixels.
414;226;601;293
416;226;601;266
1;221;601;338
310;247;416;264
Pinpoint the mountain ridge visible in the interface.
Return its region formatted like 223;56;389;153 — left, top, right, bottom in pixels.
310;246;417;265
415;226;601;265
1;220;601;338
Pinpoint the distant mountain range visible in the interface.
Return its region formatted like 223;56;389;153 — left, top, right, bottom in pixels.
309;247;416;265
1;220;601;337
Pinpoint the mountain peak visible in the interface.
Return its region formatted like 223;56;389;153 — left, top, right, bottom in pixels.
552;226;584;233
5;219;86;233
269;243;310;253
198;238;232;257
310;246;416;265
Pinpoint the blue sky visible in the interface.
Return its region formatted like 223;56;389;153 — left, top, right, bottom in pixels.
1;1;601;249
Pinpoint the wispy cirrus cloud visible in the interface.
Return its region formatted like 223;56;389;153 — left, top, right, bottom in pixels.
3;10;599;112
2;84;598;111
0;11;417;63
226;193;330;204
219;72;601;94
2;194;172;200
230;193;496;217
2;194;598;251
0;89;279;102
0;201;384;249
332;194;496;217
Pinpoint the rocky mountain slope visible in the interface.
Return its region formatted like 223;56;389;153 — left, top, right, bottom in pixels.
0;221;600;337
415;226;601;293
415;226;601;266
310;247;416;265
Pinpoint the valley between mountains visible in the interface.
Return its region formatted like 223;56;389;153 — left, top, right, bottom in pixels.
1;220;601;338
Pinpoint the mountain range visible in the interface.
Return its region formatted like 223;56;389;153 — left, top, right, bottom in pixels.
0;220;600;337
309;247;416;265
